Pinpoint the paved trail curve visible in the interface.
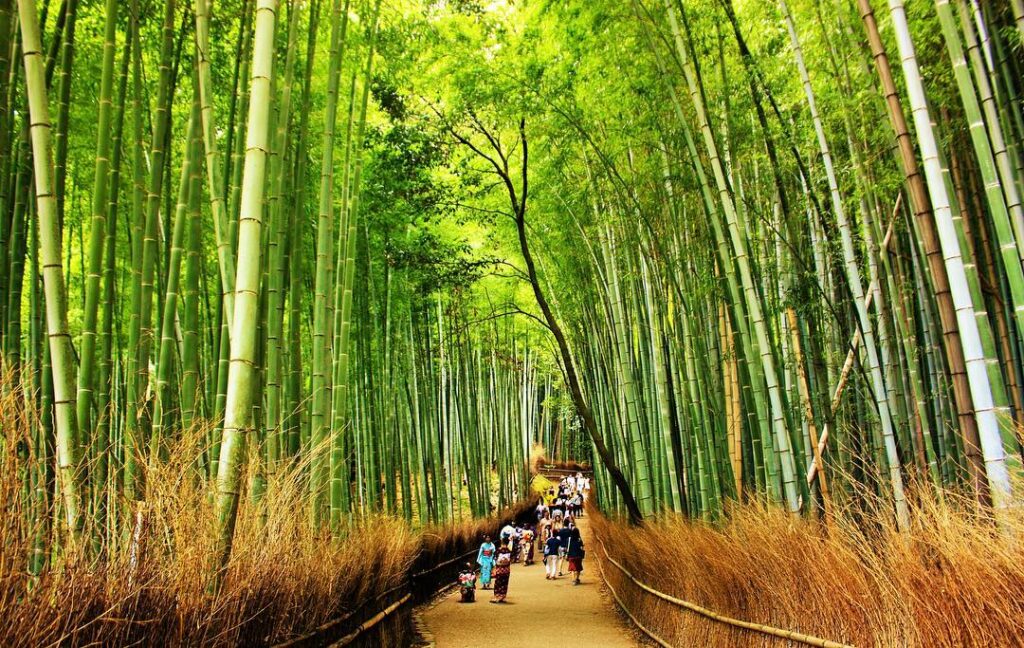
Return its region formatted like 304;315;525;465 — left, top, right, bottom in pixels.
418;518;639;648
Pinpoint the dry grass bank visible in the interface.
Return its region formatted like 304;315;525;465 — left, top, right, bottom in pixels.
532;454;591;474
590;493;1024;647
0;398;529;647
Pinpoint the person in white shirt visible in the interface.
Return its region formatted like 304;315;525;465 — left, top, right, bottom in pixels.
500;523;515;547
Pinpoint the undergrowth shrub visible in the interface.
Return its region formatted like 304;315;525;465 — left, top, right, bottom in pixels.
590;491;1024;647
0;392;529;647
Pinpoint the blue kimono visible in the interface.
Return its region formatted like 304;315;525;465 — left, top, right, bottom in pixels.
477;542;496;587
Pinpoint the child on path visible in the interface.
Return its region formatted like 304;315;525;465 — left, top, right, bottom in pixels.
523;526;536;565
458;562;477;602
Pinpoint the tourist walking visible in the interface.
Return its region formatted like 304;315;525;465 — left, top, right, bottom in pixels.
490;542;513;603
552;496;565;521
477;535;496;590
571;492;584;517
566;525;585;585
500;523;515;547
523;526;536;565
543;531;561;579
538;510;552;542
556;520;573;576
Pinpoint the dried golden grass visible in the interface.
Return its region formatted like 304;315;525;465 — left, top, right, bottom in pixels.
532;452;591;474
591;490;1024;647
0;383;528;647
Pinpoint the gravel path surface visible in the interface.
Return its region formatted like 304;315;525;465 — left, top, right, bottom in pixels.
418;518;639;648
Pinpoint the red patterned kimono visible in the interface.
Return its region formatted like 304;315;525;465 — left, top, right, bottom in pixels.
490;546;512;602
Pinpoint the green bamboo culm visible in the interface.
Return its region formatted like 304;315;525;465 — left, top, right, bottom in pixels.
886;0;1014;510
75;0;118;443
213;0;280;578
309;0;351;528
17;0;84;542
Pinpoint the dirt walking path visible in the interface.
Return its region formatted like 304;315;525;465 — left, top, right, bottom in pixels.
417;517;639;647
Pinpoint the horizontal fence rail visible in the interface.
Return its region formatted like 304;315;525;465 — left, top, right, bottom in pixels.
272;546;481;648
272;503;535;648
594;537;854;648
331;593;412;647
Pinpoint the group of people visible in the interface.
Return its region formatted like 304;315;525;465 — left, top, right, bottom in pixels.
458;473;590;604
537;472;589;522
540;515;585;583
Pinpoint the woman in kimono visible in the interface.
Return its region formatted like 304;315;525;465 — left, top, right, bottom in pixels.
477;535;496;590
490;542;513;603
522;526;536;565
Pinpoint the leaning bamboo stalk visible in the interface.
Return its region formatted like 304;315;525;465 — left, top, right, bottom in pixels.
663;0;799;512
780;0;907;528
152;98;200;456
786;307;832;524
264;0;302;475
807;217;897;485
309;0;350;526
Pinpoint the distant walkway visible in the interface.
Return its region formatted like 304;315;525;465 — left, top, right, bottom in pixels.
418;517;639;647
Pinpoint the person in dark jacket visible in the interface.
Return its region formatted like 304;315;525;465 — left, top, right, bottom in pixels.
543;532;561;579
556;522;573;576
565;526;585;585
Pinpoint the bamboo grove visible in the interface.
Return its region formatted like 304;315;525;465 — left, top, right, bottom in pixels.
390;0;1024;528
466;0;1024;526
2;0;1024;588
0;0;571;577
